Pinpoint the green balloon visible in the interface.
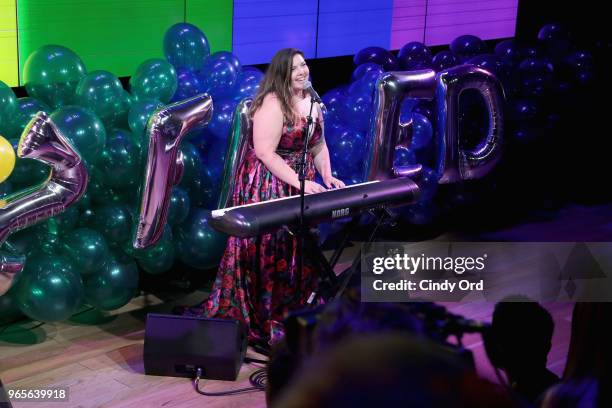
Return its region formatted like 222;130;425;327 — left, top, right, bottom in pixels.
127;98;163;147
6;137;49;187
178;142;202;189
98;128;141;189
50;106;107;166
136;239;176;275
0;80;17;134
89;202;133;245
15;253;84;322
168;187;190;225
23;45;87;109
129;59;177;103
175;209;226;269
61;228;110;275
46;205;80;236
5;97;50;139
74;70;125;125
84;256;138;310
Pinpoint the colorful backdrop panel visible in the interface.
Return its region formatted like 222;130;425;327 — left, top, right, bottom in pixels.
0;0;18;86
232;0;318;65
17;0;185;84
186;0;233;53
424;0;518;46
390;0;427;50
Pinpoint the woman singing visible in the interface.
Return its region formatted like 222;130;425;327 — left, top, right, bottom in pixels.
185;48;344;345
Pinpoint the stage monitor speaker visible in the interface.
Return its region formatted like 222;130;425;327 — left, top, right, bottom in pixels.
0;379;13;408
143;313;247;381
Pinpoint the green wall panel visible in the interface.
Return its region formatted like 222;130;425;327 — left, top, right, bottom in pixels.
186;0;232;53
0;0;18;86
17;0;185;85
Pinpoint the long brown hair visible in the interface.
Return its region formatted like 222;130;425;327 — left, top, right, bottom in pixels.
250;48;304;124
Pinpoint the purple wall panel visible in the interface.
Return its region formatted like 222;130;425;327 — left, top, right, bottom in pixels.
390;0;427;50
424;0;518;46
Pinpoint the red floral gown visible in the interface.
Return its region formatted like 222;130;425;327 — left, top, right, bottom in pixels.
188;116;323;345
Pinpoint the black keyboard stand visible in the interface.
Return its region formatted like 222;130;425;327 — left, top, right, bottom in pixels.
292;207;395;306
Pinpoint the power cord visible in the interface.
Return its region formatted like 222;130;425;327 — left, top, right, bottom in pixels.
193;367;267;396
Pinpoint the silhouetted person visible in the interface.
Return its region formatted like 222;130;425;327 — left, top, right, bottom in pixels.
541;302;612;408
273;334;517;408
485;300;559;404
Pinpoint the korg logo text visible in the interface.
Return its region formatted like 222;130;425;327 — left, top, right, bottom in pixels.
332;208;350;218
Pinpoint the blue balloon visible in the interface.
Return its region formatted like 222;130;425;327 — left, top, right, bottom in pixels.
417;167;439;201
508;99;538;122
412;100;433;120
164;23;210;71
431;50;459;72
343;92;373;131
353;46;398;71
347;69;379;97
537;23;572;58
234;68;264;101
201;58;239;100
467;54;504;77
450;35;485;60
394;145;417;167
400;98;419;123
351;63;384;83
408;113;433;150
328;127;365;175
398;42;432;70
518;58;554;96
322;87;347;122
206;99;237;141
209;51;242;73
172;68;205;102
494;39;522;64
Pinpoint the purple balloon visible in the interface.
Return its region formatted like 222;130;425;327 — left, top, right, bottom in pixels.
134;94;214;249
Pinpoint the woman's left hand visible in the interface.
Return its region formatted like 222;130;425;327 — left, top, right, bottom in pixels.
322;176;346;189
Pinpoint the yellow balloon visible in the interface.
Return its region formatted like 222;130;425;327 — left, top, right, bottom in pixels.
0;135;16;183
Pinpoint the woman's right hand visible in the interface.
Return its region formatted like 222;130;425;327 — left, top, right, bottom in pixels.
304;180;327;194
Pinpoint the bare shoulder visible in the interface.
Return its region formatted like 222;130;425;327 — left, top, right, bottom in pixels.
257;92;282;116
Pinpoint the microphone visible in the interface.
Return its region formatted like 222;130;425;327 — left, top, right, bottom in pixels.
303;80;322;104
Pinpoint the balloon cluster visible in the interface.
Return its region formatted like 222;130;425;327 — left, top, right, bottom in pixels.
0;23;262;323
321;26;597;226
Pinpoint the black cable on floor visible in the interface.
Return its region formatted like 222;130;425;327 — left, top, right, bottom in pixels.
193;367;267;396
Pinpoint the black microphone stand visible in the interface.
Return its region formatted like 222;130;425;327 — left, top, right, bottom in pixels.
296;92;319;306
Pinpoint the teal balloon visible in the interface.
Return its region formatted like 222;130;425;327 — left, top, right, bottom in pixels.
50;106;107;165
129;59;177;103
89;203;133;245
61;228;110;275
0;292;23;325
127;98;163;147
126;226;175;275
5;97;50;139
23;45;87;109
136;240;176;275
178;142;202;189
6;137;49;187
176;209;226;269
46;205;80;236
98;128;140;188
164;23;211;71
87;169;120;205
74;70;125;125
84;256;138;310
0;80;17;133
15;253;84;322
168;187;190;225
